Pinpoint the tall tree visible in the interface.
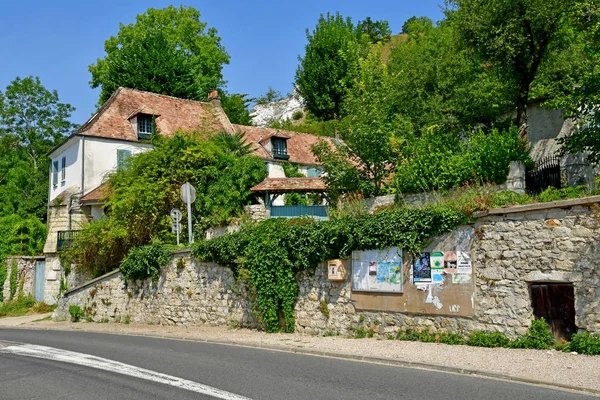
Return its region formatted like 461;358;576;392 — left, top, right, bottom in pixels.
313;47;398;198
295;13;369;121
0;77;76;221
89;5;230;105
448;0;591;139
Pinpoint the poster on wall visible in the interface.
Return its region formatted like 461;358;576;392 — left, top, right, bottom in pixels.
413;252;432;282
444;251;457;274
457;251;472;274
352;247;403;293
430;252;445;283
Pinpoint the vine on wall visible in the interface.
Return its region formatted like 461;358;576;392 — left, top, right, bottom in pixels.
194;206;468;332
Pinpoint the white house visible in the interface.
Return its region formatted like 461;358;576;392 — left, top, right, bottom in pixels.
41;88;333;303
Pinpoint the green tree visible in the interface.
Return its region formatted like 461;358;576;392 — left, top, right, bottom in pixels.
401;16;434;35
356;17;392;43
220;92;252;125
388;19;513;135
0;77;76;221
89;5;229;105
68;133;267;276
295;12;369;121
313;47;398;198
448;0;592;138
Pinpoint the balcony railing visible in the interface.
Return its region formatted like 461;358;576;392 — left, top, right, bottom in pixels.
270;205;329;221
57;230;81;251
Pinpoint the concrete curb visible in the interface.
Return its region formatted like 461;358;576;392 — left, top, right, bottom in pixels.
2;325;599;397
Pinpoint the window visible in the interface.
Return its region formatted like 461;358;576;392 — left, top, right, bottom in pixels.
61;156;66;184
117;149;132;170
272;138;289;160
137;115;154;139
306;167;322;177
52;161;59;186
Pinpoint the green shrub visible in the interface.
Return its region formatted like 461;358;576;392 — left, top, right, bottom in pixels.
438;332;466;345
394;126;531;193
69;305;82;322
467;331;511;348
292;110;304;120
120;243;173;282
396;328;421;341
565;331;600;355
510;318;555;349
354;326;367;338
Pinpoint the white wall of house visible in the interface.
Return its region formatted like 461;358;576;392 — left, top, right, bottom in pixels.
82;137;152;195
49;138;82;202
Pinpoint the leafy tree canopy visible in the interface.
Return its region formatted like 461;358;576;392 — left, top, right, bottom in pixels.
401;16;434;35
295;12;370;121
357;17;392;43
89;5;230;106
68;132;267;276
0;76;76;222
447;0;594;139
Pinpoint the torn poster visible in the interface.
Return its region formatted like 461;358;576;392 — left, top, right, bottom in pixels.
413;252;431;283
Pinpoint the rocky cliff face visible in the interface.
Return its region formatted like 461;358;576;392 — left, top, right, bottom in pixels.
250;91;305;128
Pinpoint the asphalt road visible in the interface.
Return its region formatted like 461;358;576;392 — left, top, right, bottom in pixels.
0;328;596;400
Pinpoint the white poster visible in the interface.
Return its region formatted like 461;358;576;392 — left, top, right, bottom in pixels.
352;247;403;293
456;251;472;275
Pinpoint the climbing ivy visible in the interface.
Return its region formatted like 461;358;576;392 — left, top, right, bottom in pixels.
194;206;467;332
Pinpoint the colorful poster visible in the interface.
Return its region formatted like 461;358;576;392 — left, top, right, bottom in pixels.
430;252;445;283
377;262;389;283
444;251;457;274
389;262;402;284
413;252;431;282
351;248;403;292
457;251;472;275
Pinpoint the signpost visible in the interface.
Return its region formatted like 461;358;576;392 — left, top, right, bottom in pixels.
170;208;182;245
180;182;196;244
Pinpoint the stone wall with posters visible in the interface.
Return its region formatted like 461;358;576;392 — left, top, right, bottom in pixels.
54;197;600;337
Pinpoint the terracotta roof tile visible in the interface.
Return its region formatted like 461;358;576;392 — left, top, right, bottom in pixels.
76;88;234;141
234;125;337;165
250;178;326;193
80;182;111;203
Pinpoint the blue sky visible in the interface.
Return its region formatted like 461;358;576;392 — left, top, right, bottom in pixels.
0;1;444;126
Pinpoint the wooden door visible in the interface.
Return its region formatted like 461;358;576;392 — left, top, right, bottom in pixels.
530;283;576;340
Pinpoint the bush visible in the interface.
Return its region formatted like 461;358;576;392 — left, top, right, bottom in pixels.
565;331;600;355
394;126;531;193
69;305;82;322
0;261;6;303
510;318;554;349
467;331;511;348
119;243;173;282
292;110;304;120
0;295;37;317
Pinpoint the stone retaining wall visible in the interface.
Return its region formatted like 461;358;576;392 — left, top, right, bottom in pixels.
55;199;600;337
1;257;41;302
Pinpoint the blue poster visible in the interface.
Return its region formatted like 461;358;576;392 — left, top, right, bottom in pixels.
377;262;389;283
413;252;431;282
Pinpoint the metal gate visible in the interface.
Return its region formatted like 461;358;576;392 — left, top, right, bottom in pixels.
34;260;45;302
525;156;561;195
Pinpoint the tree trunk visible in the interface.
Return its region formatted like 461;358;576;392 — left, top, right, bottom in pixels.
516;83;529;143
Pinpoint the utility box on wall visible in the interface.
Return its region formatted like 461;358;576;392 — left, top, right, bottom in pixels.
328;259;346;281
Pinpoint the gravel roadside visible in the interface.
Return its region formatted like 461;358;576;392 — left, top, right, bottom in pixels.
5;320;600;395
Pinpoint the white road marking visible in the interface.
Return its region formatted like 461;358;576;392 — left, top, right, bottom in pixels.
0;343;252;400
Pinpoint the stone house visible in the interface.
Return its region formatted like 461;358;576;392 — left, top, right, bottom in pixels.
41;88;335;304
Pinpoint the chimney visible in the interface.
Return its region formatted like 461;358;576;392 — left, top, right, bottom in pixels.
208;90;221;108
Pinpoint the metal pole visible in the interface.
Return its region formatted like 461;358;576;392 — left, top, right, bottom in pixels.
176;218;180;246
186;184;193;244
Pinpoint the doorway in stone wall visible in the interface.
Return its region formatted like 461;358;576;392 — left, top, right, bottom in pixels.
530;283;577;340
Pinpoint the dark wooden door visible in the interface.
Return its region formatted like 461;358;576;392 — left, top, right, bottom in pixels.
530;283;577;340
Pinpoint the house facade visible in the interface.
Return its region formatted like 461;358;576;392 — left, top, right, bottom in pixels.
41;88;332;303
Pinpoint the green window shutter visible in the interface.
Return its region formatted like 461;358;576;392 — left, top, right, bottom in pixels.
52;161;59;185
117;149;132;170
307;167;322;177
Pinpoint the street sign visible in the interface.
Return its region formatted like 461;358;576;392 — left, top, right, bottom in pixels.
179;182;196;244
180;182;197;204
170;208;182;222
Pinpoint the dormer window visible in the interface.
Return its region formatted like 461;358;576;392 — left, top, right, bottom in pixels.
272;137;289;160
137;114;154;139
